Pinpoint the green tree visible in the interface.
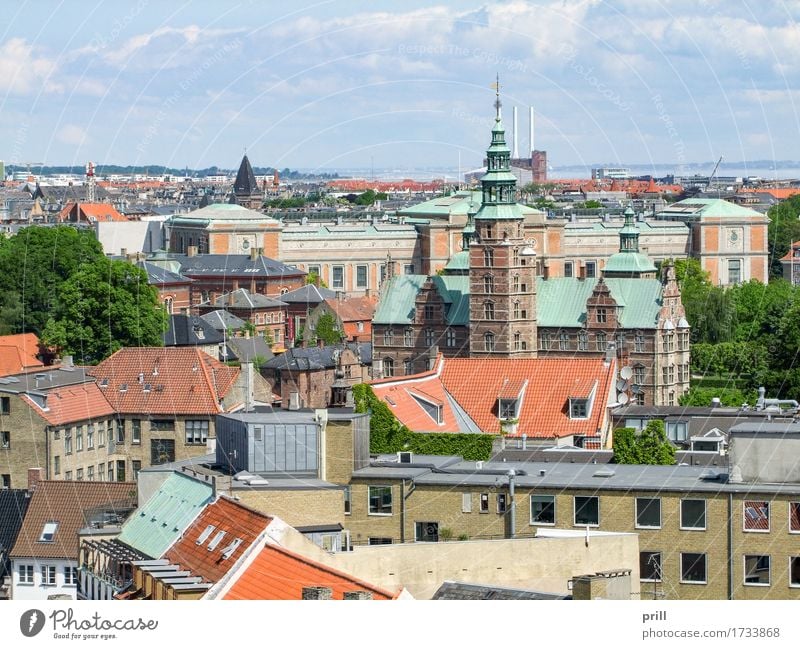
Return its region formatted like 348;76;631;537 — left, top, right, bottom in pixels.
679;386;756;407
0;225;103;334
314;312;343;345
766;195;800;279
42;258;167;363
612;420;675;465
305;271;328;288
355;189;377;205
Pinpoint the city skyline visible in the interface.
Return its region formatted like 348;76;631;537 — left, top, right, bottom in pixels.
1;1;798;173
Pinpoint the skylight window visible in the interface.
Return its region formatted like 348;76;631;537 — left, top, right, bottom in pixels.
196;524;216;545
221;538;243;560
39;521;58;542
207;530;226;551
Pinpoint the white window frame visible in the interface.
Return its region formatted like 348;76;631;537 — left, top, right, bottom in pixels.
18;564;34;584
640;551;663;583
356;265;368;289
790;502;800;534
479;493;489;513
368;485;393;516
743;500;770;533
461;493;472;513
743;554;771;587
790;556;800;588
680;499;707;531
41;565;57;586
573;495;599;527
680;552;707;584
64;566;78;586
332;265;345;289
530;494;556;526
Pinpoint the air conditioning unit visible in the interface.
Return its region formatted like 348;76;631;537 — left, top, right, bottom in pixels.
397;451;413;464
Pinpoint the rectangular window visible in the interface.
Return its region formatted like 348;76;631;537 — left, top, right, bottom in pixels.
116;460;126;482
332;265;344;289
585;261;596;278
634;334;645;352
76;426;83;452
595;333;607;352
308;264;321;277
680;552;707;584
743;555;770;586
87;465;94;481
0;396;9;414
574;496;599;526
19;564;34;584
480;493;489;513
577;332;588;351
680;499;706;530
499;399;518;420
368;485;392;515
356;265;368;288
728;259;742;285
150;419;175;431
98;422;106;447
116;420;125;444
186;420;209;445
564;261;573;278
596;308;607;324
65;471;72;480
383;329;394;346
41;565;56;585
744;500;770;532
530;495;555;525
107;462;114;481
424;329;435;347
415;521;439;542
76;468;83;481
132;460;142;481
446;329;456;347
64;566;78;586
39;521;58;542
635;497;661;529
54;456;60;475
343;486;351;515
87;424;94;449
559;333;569;351
569;399;588;419
791;557;800;587
461;493;472;513
640;551;662;582
131;419;141;445
497;493;507;513
423;304;434;320
1;473;9;488
368;537;392;545
539;332;552;350
0;431;9;449
666;421;688;442
790;502;800;533
404;264;415;275
404;329;413;347
151;439;175;465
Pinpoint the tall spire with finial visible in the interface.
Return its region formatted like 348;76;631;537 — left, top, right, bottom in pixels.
475;75;516;210
493;73;502;121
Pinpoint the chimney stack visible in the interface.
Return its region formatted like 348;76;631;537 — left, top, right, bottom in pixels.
249;246;258;261
28;467;44;492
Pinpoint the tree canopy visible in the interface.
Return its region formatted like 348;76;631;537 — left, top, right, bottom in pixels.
767;194;800;279
612;420;676;465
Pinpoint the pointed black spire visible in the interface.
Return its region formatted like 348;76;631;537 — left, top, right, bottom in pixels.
234;155;259;196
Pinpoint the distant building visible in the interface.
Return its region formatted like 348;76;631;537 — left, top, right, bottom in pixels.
592;167;631;180
779;242;800;285
231;155;264;210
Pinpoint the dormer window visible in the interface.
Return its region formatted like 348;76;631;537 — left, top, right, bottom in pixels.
499;398;518;421
409;391;444;425
570;398;588;419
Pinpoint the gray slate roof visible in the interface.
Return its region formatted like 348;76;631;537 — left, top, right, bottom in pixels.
200;310;246;331
0;489;30;559
175;254;303;278
163;314;224;347
208;288;287;310
265;342;372;371
279;284;336;305
432;581;570;600
224;337;274;363
138;261;192;285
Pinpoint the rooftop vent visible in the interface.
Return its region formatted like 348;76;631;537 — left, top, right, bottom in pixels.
119;384;128;392
592;469;616;478
397;451;413;464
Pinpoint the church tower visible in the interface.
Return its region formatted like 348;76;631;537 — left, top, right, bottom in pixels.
233;154;264;210
469;79;537;358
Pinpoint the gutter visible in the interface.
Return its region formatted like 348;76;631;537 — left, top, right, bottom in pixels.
728;492;734;600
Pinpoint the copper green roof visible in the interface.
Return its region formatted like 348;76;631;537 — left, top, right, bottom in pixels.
432;275;470;325
537;277;664;329
373;275;428;324
118;473;213;558
603;251;657;274
397;191;479;217
656;198;767;220
444;251;470;271
474;203;527;220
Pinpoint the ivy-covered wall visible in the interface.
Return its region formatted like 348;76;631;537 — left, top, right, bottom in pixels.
352;383;494;461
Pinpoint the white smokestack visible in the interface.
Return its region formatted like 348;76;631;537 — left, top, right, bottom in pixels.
512;106;519;159
529;106;535;157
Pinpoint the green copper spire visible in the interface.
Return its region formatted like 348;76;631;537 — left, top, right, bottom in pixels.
603;205;657;277
475;76;520;218
619;205;640;253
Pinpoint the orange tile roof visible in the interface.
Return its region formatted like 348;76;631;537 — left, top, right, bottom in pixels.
89;347;240;415
223;544;398;600
163;497;271;584
58;202;128;223
10;480;136;560
440;357;615;438
20;382;116;426
0;333;44;376
324;297;376;342
370;360;464;432
752;188;800;200
497;378;527;399
779;242;800;262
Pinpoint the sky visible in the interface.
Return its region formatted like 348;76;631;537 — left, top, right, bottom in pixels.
1;0;799;174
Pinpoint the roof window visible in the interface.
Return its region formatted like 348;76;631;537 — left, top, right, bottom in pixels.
39;521;58;542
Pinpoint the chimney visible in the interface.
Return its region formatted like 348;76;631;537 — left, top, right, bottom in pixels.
302;586;333;600
28;467;44;492
62;354;74;368
187;245;198;257
249;247;258;261
243;361;254;413
343;591;373;600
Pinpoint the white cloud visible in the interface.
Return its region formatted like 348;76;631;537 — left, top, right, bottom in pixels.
57;124;89;146
0;38;59;94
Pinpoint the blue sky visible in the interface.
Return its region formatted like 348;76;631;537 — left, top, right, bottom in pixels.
1;0;799;172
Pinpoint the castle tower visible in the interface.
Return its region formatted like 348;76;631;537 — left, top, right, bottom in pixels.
602;206;657;279
469;78;537;358
233;154;264;210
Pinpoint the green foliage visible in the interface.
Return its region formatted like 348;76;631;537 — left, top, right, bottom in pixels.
612;421;675;465
305;271;328;288
265;197;306;208
679;386;756;407
239;321;257;337
314;312;344;346
0;226;103;334
41;257;167;363
352;383;494;460
251;354;269;370
767;195;800;279
354;189;378;205
574;200;603;209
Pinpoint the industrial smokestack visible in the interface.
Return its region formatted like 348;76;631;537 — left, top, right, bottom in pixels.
529;106;535;157
512;106;519;159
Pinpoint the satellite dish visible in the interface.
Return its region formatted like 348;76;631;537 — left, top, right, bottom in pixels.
620;366;633;380
617;392;630;405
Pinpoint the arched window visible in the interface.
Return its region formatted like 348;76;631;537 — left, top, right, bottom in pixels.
164;297;174;315
484;248;494;267
484;332;495;352
484;301;495;320
512;274;520;292
514;332;521;351
484;275;494;294
383;358;394;377
513;301;520;319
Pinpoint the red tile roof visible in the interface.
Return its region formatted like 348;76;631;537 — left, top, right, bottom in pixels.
89;347;240;415
223;544;398;600
751;188;800;200
323;297;376;342
0;333;44;376
10;480;137;560
20;382;116;426
440;357;615;438
497;378;527;399
780;242;800;262
163;497;271;584
58;202;128;223
370;359;464;433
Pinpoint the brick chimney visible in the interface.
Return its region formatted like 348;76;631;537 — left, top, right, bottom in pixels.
302;586;332;600
28;467;44;492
